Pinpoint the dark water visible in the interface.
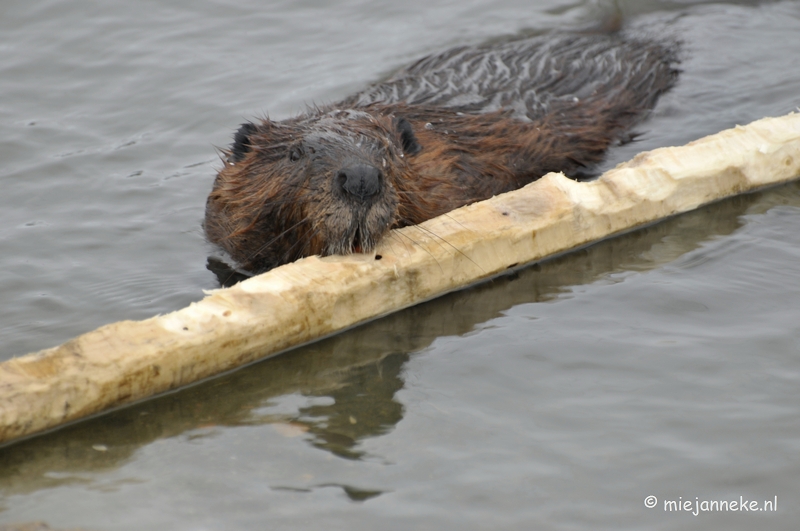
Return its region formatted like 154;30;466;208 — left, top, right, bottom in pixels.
1;0;800;529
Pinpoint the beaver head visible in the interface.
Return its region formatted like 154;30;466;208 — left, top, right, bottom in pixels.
205;108;422;273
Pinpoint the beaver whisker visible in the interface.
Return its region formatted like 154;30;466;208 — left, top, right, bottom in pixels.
205;32;679;274
279;226;323;265
409;224;484;274
436;211;483;243
234;216;314;271
303;227;325;255
386;229;445;274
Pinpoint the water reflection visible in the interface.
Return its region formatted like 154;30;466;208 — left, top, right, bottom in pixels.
298;352;407;459
273;483;384;502
1;182;798;496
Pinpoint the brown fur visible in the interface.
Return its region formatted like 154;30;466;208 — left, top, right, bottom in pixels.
205;33;680;273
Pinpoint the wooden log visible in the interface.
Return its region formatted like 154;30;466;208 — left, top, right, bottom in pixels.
1;113;799;446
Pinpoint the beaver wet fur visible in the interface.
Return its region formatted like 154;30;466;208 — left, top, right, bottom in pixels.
205;31;680;273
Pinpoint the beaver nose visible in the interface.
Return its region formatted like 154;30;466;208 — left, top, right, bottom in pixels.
336;163;382;201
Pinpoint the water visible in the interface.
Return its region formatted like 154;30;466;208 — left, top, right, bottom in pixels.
1;0;799;529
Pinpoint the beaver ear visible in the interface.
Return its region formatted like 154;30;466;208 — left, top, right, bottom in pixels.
395;117;422;155
229;122;259;163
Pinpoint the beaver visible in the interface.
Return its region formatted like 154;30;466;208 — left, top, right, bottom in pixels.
205;32;680;274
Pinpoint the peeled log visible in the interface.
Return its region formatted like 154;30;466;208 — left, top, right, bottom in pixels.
1;113;800;446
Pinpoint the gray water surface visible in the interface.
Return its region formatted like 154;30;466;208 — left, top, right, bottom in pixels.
1;1;799;530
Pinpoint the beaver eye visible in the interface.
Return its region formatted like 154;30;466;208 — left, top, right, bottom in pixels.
288;146;303;162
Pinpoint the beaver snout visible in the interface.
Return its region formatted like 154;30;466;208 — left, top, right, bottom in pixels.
336;163;383;202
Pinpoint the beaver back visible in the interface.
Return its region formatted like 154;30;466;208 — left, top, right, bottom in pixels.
344;34;679;121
